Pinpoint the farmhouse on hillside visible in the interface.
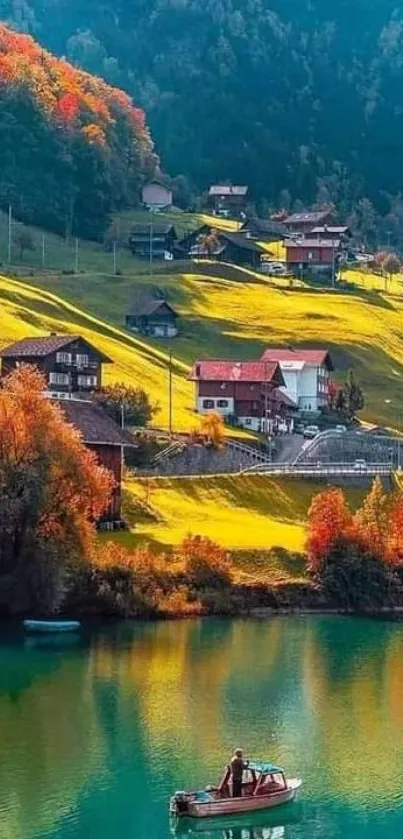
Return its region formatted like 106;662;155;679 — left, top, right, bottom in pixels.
178;226;267;268
58;398;134;524
260;348;334;412
0;333;134;524
141;178;173;211
284;210;335;235
284;238;341;269
240;216;287;241
0;334;111;395
190;359;292;432
208;185;248;217
125;294;179;338
129;223;177;260
309;225;352;242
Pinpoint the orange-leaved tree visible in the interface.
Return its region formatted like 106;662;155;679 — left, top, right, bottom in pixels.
387;491;403;566
0;365;113;614
306;487;354;574
354;476;391;560
200;411;225;448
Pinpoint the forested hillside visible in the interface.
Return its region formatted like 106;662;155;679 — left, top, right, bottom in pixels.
2;0;403;223
0;24;156;239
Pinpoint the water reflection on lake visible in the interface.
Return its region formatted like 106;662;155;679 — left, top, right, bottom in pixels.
0;617;403;838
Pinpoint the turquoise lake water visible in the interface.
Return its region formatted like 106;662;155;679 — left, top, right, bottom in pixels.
0;616;403;838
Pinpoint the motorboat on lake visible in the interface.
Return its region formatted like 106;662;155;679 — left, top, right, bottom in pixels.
170;761;301;820
171;797;302;835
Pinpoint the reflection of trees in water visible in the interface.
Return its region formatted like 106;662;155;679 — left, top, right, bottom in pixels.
302;617;403;801
0;651;105;839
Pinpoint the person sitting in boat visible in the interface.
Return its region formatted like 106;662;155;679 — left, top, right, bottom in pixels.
229;748;249;798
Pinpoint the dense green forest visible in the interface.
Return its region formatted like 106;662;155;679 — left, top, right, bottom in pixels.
0;23;156;239
1;0;403;224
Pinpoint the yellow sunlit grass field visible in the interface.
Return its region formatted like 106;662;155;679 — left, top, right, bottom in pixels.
121;474;365;556
5;261;403;430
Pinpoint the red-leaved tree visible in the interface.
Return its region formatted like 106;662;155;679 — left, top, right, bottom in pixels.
306;487;354;574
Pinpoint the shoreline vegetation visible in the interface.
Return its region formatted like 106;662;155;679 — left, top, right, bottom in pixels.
1;367;403;622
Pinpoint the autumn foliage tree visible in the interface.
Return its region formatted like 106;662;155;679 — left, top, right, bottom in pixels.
306;487;354;575
0;366;113;615
200;412;225;448
306;479;402;608
0;25;157;239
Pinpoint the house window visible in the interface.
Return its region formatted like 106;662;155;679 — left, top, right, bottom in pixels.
217;400;228;408
220;382;227;390
244;418;252;426
202;399;214;409
308;251;313;260
56;351;72;364
77;375;97;388
75;353;89;367
49;372;69;385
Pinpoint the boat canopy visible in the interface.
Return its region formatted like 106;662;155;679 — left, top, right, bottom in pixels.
248;762;283;775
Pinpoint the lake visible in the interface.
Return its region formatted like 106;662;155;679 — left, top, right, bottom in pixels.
0;616;403;838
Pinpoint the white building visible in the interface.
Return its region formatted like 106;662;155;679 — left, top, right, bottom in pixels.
141;179;173;211
260;349;334;412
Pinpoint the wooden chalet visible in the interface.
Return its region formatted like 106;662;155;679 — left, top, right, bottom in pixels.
284;238;340;267
208;185;248;216
58;398;135;524
284;210;335;235
129;223;177;259
126;294;178;338
178;226;267;268
240;217;287;241
190;359;285;432
0;334;111;395
309;225;352;242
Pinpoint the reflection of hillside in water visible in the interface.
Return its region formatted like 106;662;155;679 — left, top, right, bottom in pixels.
1;617;403;838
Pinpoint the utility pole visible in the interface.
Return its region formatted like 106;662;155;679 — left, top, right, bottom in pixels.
121;399;125;430
7;204;12;264
168;349;173;435
113;241;117;276
264;362;269;436
74;237;79;274
149;220;153;277
331;242;336;288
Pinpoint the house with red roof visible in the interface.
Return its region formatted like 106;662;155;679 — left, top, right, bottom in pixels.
190;359;290;431
260;349;334;412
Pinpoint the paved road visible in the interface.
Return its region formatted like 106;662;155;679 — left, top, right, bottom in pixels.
274;434;305;464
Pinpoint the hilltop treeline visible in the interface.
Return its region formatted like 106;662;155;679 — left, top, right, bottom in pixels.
5;0;403;238
0;25;156;239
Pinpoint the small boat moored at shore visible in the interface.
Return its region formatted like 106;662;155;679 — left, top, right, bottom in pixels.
23;619;81;634
170;761;301;819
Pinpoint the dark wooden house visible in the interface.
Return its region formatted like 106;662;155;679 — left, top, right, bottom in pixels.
208;185;248;216
58;398;135;524
284;210;335;236
178;226;266;268
126;296;179;338
129;223;177;259
0;334;112;395
309;225;352;242
240;217;287;241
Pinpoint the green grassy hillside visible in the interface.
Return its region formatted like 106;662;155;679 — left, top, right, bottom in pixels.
120;474;366;554
15;263;403;431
